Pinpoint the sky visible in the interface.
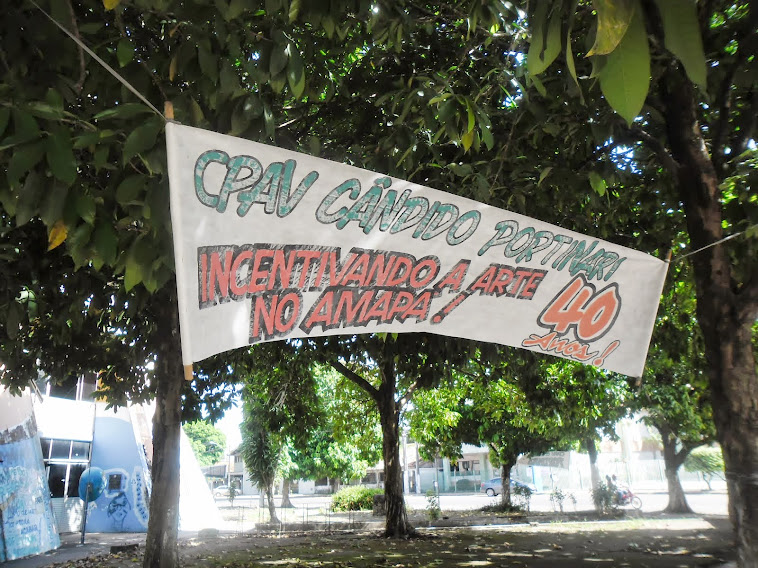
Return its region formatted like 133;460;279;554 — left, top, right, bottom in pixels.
216;403;243;452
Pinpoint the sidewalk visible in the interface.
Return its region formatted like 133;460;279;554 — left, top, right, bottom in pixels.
1;530;225;568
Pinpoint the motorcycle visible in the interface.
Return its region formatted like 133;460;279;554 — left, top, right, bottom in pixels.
614;487;642;509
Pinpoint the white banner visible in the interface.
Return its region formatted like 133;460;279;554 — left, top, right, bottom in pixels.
166;123;667;376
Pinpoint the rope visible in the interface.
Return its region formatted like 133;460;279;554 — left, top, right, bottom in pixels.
26;0;165;120
669;223;757;263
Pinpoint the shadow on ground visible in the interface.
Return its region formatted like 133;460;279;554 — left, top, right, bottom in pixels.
40;513;734;568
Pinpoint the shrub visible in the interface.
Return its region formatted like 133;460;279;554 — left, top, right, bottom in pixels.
685;445;725;490
591;481;617;514
550;488;565;512
512;484;533;512
331;486;384;511
425;490;441;520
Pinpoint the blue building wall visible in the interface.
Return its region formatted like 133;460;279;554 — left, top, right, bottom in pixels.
84;414;151;533
0;408;60;561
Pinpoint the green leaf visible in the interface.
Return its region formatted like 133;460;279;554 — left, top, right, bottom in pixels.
39;183;70;227
123;118;164;164
481;125;494;151
538;166;553;186
227;0;246;20
125;250;144;291
0;108;10;138
26;102;65;120
46;127;77;185
7;301;22;340
5;109;40;146
94;103;153;121
654;0;707;87
67;223;93;268
76;192;97;224
527;3;562;76
116;175;145;205
15;171;45;226
565;0;584;102
530;73;547;96
263;104;275;138
94;222;118;265
288;0;300;22
117;38;135;67
587;0;636;56
461;129;474;152
598;3;650;125
270;42;289;75
7;141;46;187
322;15;335;38
287;45;306;98
198;43;218;84
125;237;154;291
588;171;607;196
45;88;64;112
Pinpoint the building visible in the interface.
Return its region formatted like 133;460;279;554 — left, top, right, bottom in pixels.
0;376;222;561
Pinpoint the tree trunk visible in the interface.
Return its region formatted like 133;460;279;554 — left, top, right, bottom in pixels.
377;380;413;538
281;478;294;508
143;293;183;568
585;437;601;493
266;483;280;524
658;426;692;513
662;68;758;566
499;458;516;509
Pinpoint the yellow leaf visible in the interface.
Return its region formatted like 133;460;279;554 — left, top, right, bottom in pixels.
103;0;121;9
461;129;474;152
169;56;177;81
47;220;68;251
587;0;636;57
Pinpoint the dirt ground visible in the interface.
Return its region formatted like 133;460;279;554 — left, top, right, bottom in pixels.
45;511;735;568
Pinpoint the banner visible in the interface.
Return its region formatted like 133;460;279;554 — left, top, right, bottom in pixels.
166;123;667;377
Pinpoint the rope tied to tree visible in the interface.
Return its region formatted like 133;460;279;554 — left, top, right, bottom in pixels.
26;0;165;121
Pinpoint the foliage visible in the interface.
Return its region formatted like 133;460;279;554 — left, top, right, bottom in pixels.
425;490;441;521
240;395;281;494
511;484;533;512
550;488;566;513
331;486;383;512
183;420;226;467
591;481;618;515
410;350;631;508
1;0;756;561
685;446;726;490
227;484;238;506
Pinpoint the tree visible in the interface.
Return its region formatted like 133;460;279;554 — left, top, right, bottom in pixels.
4;0;756;562
635;262;715;512
240;392;282;525
411;351;631;508
183;420;226;467
517;2;758;562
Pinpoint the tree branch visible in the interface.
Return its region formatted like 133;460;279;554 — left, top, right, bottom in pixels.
65;0;86;92
329;359;380;404
709;5;758;174
627;125;680;174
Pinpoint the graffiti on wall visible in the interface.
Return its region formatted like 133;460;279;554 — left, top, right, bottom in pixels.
0;429;60;562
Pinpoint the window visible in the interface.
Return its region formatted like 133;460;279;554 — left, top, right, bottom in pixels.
41;438;91;499
51;440;72;460
67;464;86;497
71;441;90;460
108;473;123;491
40;438;51;459
47;464;68;498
